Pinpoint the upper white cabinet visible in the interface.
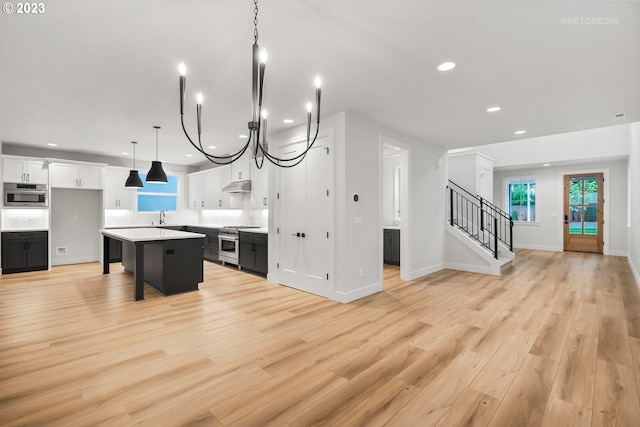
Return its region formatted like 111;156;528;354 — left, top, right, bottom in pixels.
103;167;134;209
2;157;48;184
215;167;232;209
231;156;251;182
188;170;214;209
251;161;268;209
188;166;232;210
50;162;103;189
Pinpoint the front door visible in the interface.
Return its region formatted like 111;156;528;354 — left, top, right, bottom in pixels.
563;173;603;253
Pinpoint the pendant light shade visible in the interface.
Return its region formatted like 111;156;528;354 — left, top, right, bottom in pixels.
146;125;167;183
125;141;143;188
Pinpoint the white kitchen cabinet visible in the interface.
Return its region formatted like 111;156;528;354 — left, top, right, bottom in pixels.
188;166;232;210
188;169;215;209
49;162;103;189
2;157;48;184
187;172;200;209
104;167;135;209
230;155;251;182
213;167;232;209
251;161;269;209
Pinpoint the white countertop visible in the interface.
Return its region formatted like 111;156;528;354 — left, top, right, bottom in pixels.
239;228;268;234
101;227;206;242
384;225;401;230
1;228;49;232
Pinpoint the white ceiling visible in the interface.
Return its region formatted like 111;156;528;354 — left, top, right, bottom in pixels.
1;0;638;166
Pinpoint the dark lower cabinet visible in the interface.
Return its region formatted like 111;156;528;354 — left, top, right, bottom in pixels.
1;231;49;274
383;228;400;265
186;227;219;262
109;239;122;263
239;232;268;276
142;238;204;295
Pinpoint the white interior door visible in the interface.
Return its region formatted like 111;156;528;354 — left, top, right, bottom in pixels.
277;135;331;297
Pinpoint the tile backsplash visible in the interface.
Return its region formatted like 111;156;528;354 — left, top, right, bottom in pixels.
1;208;49;230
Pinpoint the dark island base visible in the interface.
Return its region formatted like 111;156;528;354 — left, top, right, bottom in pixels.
122;239;203;296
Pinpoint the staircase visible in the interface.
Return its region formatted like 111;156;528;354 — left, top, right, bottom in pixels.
445;180;515;275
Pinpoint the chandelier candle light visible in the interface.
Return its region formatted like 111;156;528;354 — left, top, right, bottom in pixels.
178;0;323;168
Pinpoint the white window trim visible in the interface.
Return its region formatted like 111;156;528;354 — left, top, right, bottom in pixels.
503;175;538;222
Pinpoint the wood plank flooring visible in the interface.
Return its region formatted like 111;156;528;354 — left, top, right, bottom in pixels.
1;250;640;426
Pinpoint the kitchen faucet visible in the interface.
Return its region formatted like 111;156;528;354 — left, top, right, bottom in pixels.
159;211;166;225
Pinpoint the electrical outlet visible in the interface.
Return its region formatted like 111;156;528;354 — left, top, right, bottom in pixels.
56;247;67;255
359;268;364;277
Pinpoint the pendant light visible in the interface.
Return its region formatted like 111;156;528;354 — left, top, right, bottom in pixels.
124;141;143;188
146;125;167;183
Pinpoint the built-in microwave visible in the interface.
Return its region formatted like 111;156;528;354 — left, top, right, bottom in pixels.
4;183;48;207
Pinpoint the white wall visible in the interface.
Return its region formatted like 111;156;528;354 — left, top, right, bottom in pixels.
269;111;447;302
474;124;630;169
494;159;628;255
448;150;495;203
50;188;102;265
340;113;448;296
629;123;640;286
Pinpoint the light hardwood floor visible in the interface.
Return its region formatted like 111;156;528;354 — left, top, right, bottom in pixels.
1;250;640;426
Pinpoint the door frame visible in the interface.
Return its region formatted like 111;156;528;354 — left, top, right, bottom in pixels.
557;167;610;255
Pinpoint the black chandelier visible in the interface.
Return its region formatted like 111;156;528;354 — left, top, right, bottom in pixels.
178;0;322;169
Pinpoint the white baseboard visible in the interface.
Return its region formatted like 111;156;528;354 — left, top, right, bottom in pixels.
608;250;629;257
333;281;383;303
51;256;99;266
408;263;444;281
513;243;562;252
444;261;493;276
629;258;640;289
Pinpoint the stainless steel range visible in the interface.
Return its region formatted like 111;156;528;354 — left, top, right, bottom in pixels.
218;226;260;267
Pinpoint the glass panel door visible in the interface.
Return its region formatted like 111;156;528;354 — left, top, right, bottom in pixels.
564;173;603;253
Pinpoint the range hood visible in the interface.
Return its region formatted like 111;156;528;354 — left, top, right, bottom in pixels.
222;180;252;193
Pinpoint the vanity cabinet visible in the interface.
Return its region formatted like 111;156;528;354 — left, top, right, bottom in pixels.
383;228;400;265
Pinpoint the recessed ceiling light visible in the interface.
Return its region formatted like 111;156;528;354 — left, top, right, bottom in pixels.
514;130;527;135
208;145;216;149
283;119;294;124
186;154;193;157
238;134;248;139
437;62;456;71
543;163;551;167
487;106;501;113
121;152;129;155
47;143;58;147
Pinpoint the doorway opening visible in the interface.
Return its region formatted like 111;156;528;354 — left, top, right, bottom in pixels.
380;136;410;287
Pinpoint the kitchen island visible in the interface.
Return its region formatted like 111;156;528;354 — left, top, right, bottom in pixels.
101;228;205;301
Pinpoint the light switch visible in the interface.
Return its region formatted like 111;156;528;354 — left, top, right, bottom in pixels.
355;216;363;226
